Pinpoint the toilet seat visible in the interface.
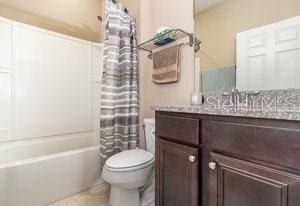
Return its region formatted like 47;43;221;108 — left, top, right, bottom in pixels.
102;119;156;206
105;149;154;172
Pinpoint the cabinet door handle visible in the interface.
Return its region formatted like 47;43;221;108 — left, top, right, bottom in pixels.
209;162;217;170
189;155;196;163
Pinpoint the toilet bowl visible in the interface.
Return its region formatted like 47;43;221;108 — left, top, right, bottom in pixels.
102;118;155;206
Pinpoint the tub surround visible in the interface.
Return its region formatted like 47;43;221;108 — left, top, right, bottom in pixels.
153;89;300;121
0;134;101;206
0;18;102;206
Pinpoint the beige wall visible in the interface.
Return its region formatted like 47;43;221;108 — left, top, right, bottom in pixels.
141;0;194;107
195;0;300;70
0;0;101;42
138;0;194;147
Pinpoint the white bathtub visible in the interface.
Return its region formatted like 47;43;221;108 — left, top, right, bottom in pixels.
0;132;102;206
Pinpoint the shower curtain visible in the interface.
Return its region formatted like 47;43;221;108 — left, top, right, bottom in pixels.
100;0;139;166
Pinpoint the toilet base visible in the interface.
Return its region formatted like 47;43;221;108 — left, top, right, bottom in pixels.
109;186;140;206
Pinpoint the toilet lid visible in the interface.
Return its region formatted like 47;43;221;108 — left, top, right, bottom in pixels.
105;149;154;169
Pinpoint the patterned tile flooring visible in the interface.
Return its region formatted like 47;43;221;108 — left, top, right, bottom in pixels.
48;183;110;206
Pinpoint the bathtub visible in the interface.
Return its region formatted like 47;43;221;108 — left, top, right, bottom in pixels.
0;132;102;206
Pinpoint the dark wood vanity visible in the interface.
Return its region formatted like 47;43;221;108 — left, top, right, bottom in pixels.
155;111;300;206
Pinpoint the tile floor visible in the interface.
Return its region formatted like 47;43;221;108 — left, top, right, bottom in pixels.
48;183;110;206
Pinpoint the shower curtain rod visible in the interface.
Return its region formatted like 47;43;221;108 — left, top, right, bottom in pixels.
111;0;128;12
97;0;129;22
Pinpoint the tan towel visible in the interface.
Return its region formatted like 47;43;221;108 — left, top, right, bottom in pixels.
152;45;181;84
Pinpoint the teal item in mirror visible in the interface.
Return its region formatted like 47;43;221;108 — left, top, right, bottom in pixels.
154;29;176;45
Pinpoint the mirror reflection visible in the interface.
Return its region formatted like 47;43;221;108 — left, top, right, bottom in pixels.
194;0;300;93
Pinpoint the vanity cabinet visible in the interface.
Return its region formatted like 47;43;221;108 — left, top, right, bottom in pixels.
209;153;300;206
156;138;199;206
155;111;300;206
155;114;200;206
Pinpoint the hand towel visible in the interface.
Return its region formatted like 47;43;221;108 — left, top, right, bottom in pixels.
152;45;181;84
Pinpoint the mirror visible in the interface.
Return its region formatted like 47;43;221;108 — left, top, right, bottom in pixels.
194;0;300;93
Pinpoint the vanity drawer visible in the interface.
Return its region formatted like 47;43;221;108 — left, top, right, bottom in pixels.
156;114;200;146
211;121;300;171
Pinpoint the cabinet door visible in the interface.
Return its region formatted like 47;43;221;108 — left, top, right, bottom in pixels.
209;153;300;206
156;138;199;206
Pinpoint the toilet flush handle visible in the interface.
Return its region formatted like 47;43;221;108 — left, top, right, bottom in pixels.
151;128;155;136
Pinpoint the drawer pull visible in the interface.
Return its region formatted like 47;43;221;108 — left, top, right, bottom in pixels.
189;156;196;163
209;162;217;170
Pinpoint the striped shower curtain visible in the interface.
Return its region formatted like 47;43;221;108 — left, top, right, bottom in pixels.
100;0;139;166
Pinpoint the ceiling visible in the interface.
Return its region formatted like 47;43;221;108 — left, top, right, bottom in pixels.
195;0;223;14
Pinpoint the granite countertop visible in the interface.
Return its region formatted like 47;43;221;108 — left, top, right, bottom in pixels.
152;105;300;121
152;89;300;121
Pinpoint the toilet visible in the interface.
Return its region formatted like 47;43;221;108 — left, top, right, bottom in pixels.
102;118;155;206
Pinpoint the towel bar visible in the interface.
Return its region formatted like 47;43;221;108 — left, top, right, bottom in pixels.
146;42;189;59
138;29;198;59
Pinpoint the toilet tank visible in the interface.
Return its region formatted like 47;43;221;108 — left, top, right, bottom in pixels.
144;118;155;154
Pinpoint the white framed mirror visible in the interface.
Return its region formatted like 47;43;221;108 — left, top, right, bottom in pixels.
194;0;300;93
